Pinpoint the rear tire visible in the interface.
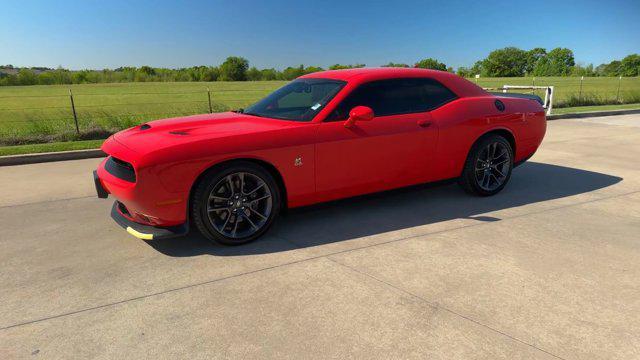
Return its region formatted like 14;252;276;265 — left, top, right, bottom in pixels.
459;134;513;196
191;161;281;245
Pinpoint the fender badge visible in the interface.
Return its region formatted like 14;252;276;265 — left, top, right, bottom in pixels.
294;157;303;167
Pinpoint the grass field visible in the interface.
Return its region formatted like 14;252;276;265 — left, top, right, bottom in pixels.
0;77;639;151
0;139;104;156
0;81;286;145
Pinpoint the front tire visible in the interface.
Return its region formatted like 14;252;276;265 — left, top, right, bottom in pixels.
191;161;281;245
459;134;513;196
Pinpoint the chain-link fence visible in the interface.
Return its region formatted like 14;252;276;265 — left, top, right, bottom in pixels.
0;83;284;145
0;77;638;146
471;76;640;108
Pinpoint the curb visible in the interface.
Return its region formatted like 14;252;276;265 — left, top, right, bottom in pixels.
0;149;106;167
547;108;640;120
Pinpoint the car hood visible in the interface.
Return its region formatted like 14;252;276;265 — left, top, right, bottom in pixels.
111;112;300;155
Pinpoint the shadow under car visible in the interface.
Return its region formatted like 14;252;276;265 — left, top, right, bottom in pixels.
143;162;623;257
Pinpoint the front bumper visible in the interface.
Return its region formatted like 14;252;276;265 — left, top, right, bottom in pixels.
95;168;188;240
93;170;109;198
95;156;189;227
110;201;189;240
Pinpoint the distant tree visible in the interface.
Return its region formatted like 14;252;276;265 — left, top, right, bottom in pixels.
36;71;56;85
525;48;547;74
470;61;484;76
382;62;410;68
571;63;596;77
72;70;90;83
116;67;137;82
134;72;149;82
482;47;528;77
2;74;19;85
596;61;622;76
546;48;575;76
329;64;365;70
246;67;262;81
282;65;305;80
620;54;640;76
202;66;220;81
84;70;102;83
456;67;472;77
219;56;249;81
185;66;205;81
6;50;640;87
570;64;596;76
532;57;552;77
531;48;575;76
260;68;278;80
414;58;447;71
17;69;38;85
303;66;324;74
139;66;156;76
52;67;72;84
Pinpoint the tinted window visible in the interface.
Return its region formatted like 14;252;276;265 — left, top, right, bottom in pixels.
327;78;457;121
244;79;346;122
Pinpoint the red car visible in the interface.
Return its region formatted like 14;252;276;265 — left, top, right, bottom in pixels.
94;68;546;245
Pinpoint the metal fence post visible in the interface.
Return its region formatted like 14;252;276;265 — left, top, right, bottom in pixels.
579;76;583;102
532;77;535;94
207;88;213;113
69;89;79;134
616;76;622;103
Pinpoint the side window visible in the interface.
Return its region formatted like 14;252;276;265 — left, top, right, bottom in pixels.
420;79;458;110
326;78;457;121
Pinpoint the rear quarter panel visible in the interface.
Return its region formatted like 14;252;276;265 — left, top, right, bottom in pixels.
430;96;546;181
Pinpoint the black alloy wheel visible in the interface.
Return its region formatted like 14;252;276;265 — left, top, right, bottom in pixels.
459;134;514;196
192;162;280;245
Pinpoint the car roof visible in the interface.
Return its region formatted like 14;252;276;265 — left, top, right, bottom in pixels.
299;67;487;98
299;67;440;80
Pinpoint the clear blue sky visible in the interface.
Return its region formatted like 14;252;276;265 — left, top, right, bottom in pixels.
1;0;638;70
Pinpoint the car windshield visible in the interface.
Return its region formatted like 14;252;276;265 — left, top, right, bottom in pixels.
244;78;346;122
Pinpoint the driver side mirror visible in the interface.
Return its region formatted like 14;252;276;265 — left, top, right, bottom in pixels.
344;106;374;128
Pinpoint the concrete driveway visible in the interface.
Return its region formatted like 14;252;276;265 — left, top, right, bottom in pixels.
1;115;639;359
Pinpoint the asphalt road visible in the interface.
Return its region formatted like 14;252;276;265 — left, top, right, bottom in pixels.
1;115;640;359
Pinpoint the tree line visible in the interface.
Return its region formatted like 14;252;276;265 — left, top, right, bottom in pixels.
457;48;639;78
1;49;638;86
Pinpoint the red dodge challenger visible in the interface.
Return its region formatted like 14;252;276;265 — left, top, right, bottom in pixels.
94;68;546;245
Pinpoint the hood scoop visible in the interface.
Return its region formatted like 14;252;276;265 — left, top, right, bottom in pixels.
139;124;151;130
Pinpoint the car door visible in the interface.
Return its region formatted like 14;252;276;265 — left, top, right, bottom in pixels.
314;78;455;202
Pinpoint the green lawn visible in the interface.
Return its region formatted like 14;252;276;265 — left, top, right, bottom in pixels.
0;81;286;145
0;139;104;156
1;102;638;156
552;103;640;114
474;76;640;104
0;77;639;152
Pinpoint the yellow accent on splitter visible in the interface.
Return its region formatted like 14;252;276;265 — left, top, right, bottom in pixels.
126;226;154;240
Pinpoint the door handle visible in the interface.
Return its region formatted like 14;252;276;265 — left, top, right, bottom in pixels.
417;119;432;128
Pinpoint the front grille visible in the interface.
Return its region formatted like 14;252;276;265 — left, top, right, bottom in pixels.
105;157;136;182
